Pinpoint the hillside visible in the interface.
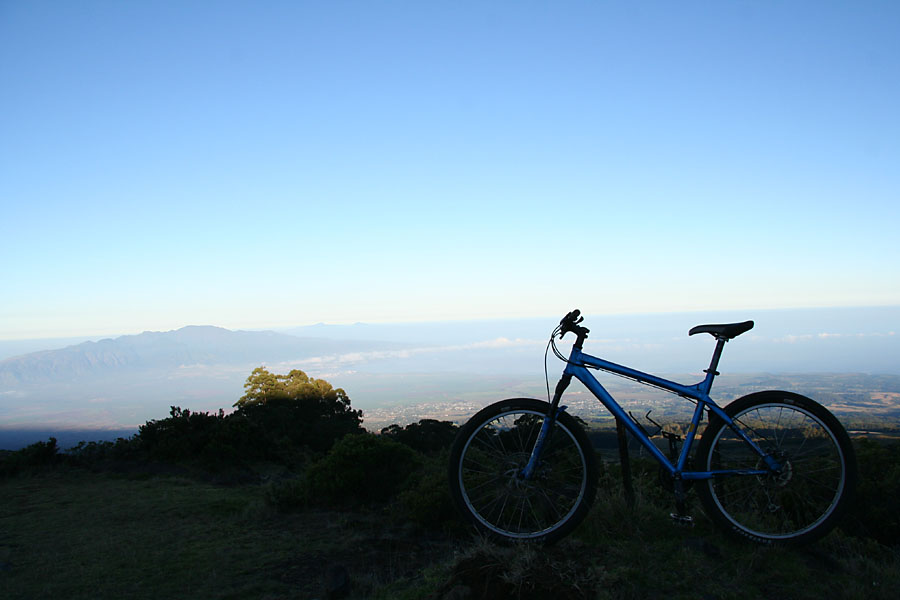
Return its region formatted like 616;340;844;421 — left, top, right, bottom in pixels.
2;452;898;599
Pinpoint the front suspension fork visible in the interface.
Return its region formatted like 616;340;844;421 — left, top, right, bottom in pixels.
520;374;572;480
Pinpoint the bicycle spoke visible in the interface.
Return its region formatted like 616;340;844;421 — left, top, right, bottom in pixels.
702;400;849;540
454;406;591;540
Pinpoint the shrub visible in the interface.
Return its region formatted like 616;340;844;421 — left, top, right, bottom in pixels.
842;438;900;545
235;395;363;454
137;407;225;462
397;451;458;531
302;433;422;506
264;477;310;512
0;437;62;476
68;436;141;466
380;419;459;454
128;370;365;470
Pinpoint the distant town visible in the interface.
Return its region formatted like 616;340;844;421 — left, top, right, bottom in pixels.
360;372;900;435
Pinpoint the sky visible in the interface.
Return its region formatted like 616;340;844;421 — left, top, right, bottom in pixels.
2;1;899;340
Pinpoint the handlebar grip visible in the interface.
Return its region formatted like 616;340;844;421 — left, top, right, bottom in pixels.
559;309;588;341
560;309;581;327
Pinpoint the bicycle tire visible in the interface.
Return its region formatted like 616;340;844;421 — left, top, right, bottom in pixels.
448;398;597;544
696;391;856;545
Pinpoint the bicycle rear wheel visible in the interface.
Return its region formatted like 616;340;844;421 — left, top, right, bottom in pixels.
448;398;597;544
696;391;856;545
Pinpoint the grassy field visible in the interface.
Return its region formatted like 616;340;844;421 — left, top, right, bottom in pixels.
0;469;454;599
2;465;899;600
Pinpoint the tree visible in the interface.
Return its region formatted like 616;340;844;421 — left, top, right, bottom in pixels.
233;367;363;452
237;367;283;405
236;367;354;413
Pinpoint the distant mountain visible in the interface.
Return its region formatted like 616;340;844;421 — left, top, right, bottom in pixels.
0;326;404;386
2;307;898;432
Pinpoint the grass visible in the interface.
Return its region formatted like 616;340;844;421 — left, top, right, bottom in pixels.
432;467;900;600
569;468;900;600
2;463;899;599
3;471;285;598
0;469;453;599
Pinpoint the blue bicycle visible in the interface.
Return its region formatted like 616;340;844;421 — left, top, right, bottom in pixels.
448;310;856;545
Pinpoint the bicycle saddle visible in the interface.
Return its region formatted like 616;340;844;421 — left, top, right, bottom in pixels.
688;320;754;340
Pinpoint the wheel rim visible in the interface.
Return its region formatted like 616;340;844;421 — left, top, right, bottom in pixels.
457;409;588;539
705;403;847;540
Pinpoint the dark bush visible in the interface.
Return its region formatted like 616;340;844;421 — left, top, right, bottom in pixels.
68;436;141;466
235;395;363;454
842;438;900;545
137;407;221;461
264;477;309;512
234;367;363;454
301;433;422;506
0;437;61;476
397;451;459;531
123;369;365;470
380;419;459;454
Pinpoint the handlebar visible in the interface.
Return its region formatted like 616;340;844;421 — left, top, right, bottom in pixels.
558;309;590;340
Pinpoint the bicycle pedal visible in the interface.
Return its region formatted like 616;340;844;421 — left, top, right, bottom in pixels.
669;513;695;526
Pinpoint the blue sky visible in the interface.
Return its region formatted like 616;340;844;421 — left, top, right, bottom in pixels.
2;1;899;340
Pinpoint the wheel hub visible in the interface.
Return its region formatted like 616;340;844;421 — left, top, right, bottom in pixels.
756;453;793;487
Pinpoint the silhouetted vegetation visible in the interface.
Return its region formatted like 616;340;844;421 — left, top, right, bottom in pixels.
266;433;422;510
0;436;62;476
397;449;460;531
380;418;459;454
843;438;900;545
53;367;363;473
4;368;900;598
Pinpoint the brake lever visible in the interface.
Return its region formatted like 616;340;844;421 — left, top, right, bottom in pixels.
558;309;587;339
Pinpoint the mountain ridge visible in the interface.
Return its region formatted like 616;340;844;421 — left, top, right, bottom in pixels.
0;326;405;386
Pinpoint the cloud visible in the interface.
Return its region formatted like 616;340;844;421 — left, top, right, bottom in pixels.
465;337;543;349
773;331;896;344
267;337;545;373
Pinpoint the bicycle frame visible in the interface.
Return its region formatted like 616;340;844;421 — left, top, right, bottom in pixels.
452;312;854;545
525;340;782;481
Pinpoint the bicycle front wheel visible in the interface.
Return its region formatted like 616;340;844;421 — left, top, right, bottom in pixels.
448;398;597;544
696;391;856;545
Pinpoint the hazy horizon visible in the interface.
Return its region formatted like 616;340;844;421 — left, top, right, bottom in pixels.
1;305;897;447
2;303;897;349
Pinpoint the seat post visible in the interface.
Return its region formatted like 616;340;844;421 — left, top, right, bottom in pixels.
705;337;728;381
